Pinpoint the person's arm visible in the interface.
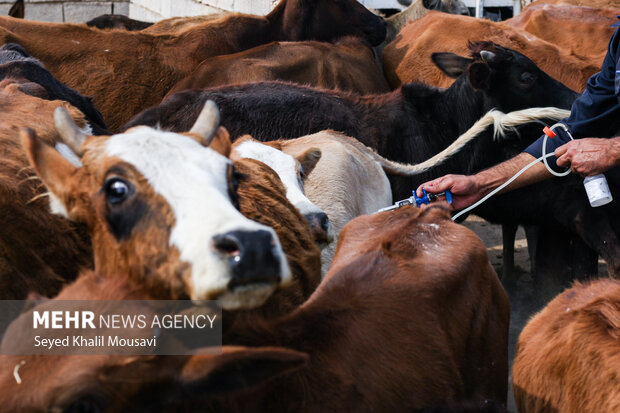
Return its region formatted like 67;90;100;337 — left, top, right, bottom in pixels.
416;152;551;210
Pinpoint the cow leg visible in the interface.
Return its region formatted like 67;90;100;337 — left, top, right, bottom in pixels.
570;212;620;277
532;226;573;305
501;223;517;283
523;225;538;273
570;235;598;280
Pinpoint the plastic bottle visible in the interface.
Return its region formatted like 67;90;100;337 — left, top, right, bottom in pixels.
583;174;613;207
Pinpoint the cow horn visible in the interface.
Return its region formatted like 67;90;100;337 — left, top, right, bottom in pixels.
189;100;220;147
480;51;496;63
54;107;87;156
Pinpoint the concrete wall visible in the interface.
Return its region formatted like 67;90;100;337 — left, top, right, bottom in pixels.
0;0;129;23
129;0;277;21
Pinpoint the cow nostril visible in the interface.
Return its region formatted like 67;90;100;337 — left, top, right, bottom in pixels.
318;213;330;232
213;234;241;257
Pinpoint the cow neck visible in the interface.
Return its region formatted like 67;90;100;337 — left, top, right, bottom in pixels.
360;77;489;159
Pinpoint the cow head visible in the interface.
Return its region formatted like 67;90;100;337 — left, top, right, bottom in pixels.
432;42;578;113
439;0;469;15
0;345;306;412
21;101;291;309
276;0;387;46
231;137;333;246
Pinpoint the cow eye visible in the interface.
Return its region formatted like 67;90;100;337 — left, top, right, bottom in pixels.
227;164;241;210
519;72;536;85
104;178;132;205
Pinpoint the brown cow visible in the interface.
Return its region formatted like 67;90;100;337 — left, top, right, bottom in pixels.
382;11;600;92
20;101;299;311
0;205;510;412
0;82;93;299
231;136;333;247
167;37;390;96
504;3;617;60
512;278;620;413
0;0;386;131
233;156;321;317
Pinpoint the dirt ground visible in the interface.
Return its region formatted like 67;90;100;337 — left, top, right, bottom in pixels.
462;216;607;412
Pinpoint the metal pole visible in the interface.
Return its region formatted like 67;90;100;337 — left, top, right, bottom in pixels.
475;0;484;18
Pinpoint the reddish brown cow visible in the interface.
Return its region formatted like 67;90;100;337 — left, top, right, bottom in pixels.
167;37;390;96
0;0;385;131
382;11;600;91
504;3;617;60
0;205;510;412
234;156;321;317
512;279;620;413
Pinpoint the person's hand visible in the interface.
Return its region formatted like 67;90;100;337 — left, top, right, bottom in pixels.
416;174;483;210
555;138;620;177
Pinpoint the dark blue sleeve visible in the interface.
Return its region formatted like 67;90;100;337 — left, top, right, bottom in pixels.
524;25;620;170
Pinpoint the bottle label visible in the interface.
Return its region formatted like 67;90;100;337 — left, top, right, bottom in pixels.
584;176;613;207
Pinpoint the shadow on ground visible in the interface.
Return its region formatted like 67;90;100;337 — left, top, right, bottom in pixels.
462;216;607;413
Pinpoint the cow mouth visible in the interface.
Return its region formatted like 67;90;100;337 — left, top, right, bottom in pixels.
216;283;278;310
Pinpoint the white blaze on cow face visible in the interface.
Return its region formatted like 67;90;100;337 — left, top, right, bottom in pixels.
104;127;291;308
233;140;325;218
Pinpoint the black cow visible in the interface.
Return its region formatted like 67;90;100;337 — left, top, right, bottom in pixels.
86;14;154;31
0;43;108;134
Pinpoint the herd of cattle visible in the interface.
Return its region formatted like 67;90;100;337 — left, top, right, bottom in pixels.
0;0;618;411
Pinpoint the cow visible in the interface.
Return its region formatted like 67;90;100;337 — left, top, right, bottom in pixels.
231;136;333;247
512;278;620;413
382;11;601;92
167;37;390;96
20;101;300;312
0;0;386;131
0;42;109;299
125;43;620;285
504;3;617;60
0;205;510;412
85;14;155;31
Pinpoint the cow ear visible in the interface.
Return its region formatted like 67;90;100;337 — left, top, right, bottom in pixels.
295;148;321;179
432;53;472;78
468;62;491;90
180;347;308;394
209;126;232;158
20;128;85;221
422;0;441;10
8;0;24;19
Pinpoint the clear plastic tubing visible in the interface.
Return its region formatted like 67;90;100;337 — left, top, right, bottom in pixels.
452;123;613;221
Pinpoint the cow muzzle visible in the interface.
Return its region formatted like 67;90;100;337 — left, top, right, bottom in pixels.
304;212;333;246
213;230;284;293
